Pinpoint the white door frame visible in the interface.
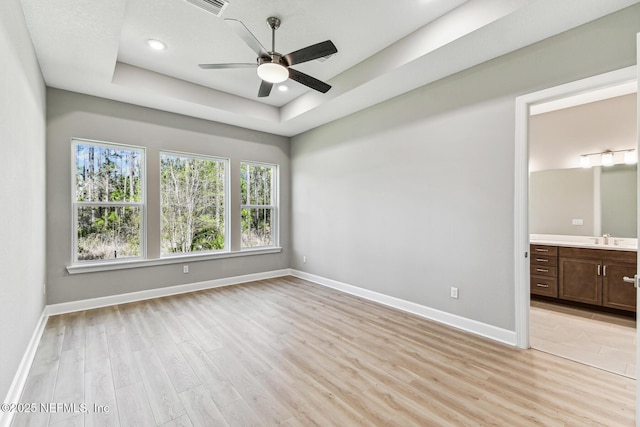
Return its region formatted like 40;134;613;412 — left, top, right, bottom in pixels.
513;65;637;349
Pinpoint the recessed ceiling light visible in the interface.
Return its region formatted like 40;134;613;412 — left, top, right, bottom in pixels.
147;39;167;51
278;85;288;92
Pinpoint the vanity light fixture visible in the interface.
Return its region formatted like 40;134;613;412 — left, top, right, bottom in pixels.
579;149;637;168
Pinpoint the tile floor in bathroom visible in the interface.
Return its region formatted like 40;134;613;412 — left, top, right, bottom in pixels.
530;299;636;378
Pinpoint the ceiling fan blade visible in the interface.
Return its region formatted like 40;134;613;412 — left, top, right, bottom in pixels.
199;63;257;70
288;68;331;93
283;40;337;66
225;19;269;59
258;80;273;98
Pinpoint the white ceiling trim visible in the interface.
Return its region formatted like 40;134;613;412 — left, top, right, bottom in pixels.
531;81;638;115
20;0;640;136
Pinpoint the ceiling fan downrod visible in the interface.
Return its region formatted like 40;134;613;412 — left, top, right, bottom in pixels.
266;17;280;54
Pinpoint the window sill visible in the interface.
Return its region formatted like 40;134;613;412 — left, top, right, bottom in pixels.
66;247;283;275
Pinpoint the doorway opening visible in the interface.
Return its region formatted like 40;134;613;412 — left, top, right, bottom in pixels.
514;67;638;374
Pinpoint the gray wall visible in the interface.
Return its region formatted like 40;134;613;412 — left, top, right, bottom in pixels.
290;5;640;331
530;168;596;236
0;0;47;402
46;89;290;304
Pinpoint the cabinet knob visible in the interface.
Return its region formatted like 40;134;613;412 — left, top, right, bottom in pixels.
536;283;549;288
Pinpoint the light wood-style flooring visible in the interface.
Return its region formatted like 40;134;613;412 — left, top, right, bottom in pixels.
13;277;636;426
530;299;636;378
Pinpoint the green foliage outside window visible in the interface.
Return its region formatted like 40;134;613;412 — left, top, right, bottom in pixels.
161;153;226;255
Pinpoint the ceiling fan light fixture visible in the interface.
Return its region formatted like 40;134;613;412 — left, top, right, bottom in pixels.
257;62;288;84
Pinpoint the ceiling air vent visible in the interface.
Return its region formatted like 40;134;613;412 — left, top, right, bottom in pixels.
185;0;229;17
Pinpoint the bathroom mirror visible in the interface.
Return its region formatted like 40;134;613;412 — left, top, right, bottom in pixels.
530;164;637;238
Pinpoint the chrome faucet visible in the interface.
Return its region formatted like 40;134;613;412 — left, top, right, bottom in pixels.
602;233;611;245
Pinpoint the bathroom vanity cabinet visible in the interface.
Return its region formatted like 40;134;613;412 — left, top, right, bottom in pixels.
530;244;637;312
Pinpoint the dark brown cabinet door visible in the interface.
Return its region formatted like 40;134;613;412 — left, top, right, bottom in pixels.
559;257;602;305
602;262;637;312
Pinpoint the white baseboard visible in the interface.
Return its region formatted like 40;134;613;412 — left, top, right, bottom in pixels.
47;269;291;316
0;308;48;427
290;269;517;346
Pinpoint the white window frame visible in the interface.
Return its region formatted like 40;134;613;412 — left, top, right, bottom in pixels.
241;161;279;249
71;138;146;264
160;150;231;257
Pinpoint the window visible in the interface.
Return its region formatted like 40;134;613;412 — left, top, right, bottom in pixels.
241;162;277;248
73;139;145;262
160;152;228;255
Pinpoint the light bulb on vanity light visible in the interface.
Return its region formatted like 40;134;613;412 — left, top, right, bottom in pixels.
624;150;637;164
579;155;591;168
601;151;614;166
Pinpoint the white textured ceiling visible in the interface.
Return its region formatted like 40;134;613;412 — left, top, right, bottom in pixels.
19;0;640;136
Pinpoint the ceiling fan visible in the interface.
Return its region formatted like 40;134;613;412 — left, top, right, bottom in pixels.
199;17;338;98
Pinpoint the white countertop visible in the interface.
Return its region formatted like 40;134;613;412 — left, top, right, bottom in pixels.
530;234;637;252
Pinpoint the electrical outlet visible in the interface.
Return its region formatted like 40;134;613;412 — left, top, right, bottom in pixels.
43;283;46;296
303;256;307;263
183;265;189;274
450;287;459;299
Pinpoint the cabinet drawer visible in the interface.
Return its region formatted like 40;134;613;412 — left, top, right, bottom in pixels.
530;265;557;277
531;255;558;267
531;276;558;297
531;245;558;256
